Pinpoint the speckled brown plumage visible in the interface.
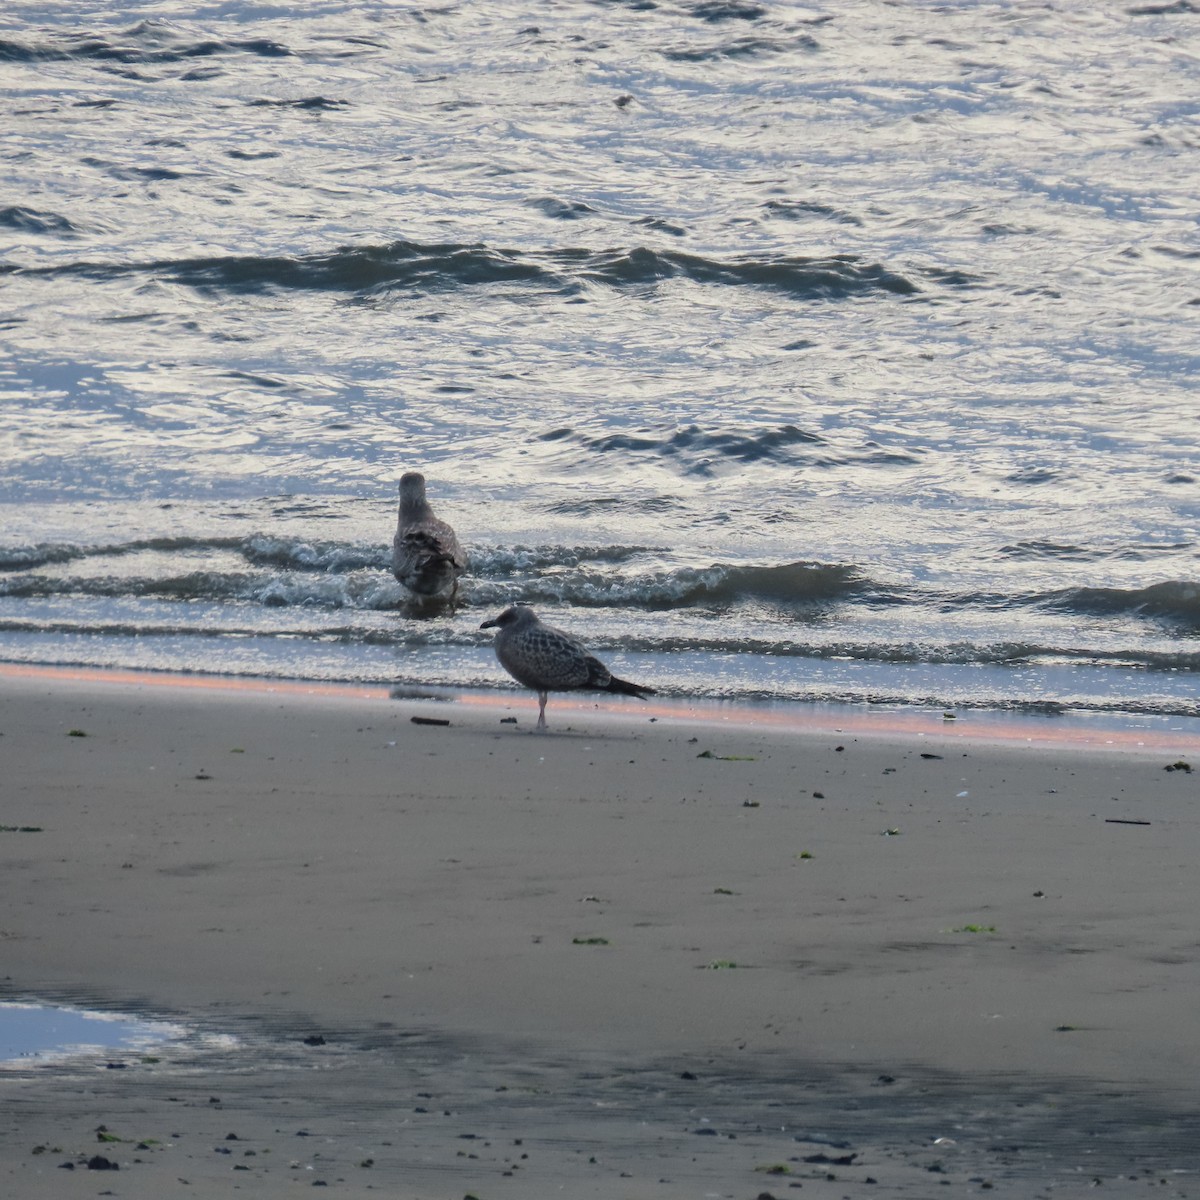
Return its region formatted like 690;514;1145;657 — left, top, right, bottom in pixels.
480;603;655;730
391;472;467;598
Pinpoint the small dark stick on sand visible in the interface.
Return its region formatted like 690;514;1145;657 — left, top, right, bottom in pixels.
480;604;655;731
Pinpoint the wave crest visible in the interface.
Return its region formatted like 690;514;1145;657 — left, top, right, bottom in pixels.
0;206;84;237
579;422;823;462
468;560;865;610
6;241;952;302
538;422;921;474
0;23;290;64
0;536;242;572
1041;580;1200;626
241;535;387;574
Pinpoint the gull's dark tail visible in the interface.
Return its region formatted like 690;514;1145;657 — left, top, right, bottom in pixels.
416;549;458;570
605;675;656;700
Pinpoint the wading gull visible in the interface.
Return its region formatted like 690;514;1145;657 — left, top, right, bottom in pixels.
391;472;467;598
480;603;656;730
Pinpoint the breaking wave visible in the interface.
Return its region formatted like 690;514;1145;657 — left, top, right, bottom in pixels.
0;538;868;612
0;537;244;572
4;536;1197;627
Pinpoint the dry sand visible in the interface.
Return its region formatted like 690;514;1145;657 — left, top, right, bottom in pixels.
1;667;1198;1198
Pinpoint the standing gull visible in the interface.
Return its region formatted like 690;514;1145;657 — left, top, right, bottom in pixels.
392;472;467;598
480;603;656;730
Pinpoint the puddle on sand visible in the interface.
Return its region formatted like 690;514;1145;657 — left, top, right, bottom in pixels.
0;1001;186;1065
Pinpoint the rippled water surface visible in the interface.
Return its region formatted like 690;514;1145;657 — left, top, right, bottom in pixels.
2;0;1198;717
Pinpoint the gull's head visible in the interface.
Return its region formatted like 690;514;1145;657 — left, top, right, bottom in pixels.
399;471;427;502
480;603;533;631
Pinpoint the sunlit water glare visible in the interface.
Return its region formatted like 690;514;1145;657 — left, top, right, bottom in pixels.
2;1;1197;717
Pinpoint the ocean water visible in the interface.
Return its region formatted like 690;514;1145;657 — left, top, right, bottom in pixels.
2;0;1197;719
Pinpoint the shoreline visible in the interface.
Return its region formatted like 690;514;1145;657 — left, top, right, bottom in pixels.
2;668;1198;1196
4;659;1200;753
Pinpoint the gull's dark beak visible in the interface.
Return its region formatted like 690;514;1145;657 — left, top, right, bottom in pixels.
480;616;498;630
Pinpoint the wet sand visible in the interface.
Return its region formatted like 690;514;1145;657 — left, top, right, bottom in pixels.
1;668;1198;1197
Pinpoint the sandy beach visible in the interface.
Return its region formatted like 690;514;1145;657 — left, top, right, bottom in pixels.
1;667;1198;1198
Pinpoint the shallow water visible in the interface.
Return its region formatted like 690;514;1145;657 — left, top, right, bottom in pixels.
2;1;1197;717
0;1000;184;1064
